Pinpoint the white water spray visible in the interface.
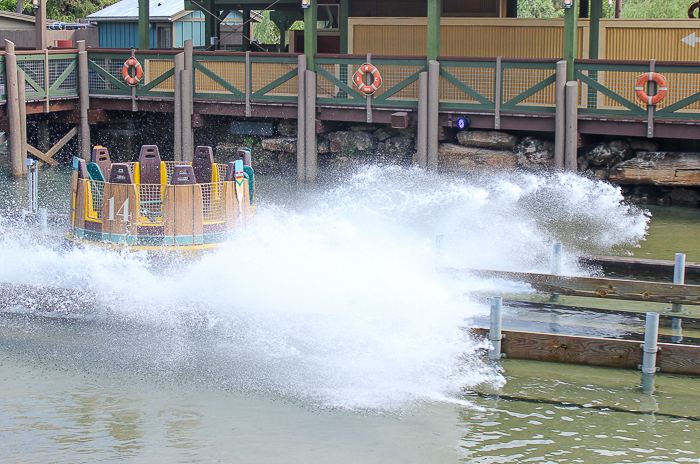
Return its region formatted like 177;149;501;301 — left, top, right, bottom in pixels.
0;166;649;410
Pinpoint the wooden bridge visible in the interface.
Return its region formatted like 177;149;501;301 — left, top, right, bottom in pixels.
4;40;700;179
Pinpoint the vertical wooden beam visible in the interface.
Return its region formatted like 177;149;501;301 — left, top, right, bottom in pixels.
589;0;601;59
579;0;589;18
339;0;349;54
427;60;440;171
204;0;216;49
304;0;317;70
615;0;622;18
37;120;50;153
304;69;316;181
494;56;502;130
563;0;578;82
139;0;149;50
18;69;27;173
242;10;251;52
554;60;566;170
245;51;251;117
35;0;46;50
78;40;90;161
427;0;442;63
506;0;518;17
174;53;184;161
297;55;307;181
182;40;194;162
5;40;22;177
565;81;578;172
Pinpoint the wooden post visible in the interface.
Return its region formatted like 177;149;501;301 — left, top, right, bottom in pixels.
35;0;46;50
43;50;49;112
138;0;149;50
18;68;27;173
554;60;566;170
304;0;317;70
174;53;184;162
304;69;316;181
297;54;307;181
427;60;440;171
494;56;502;130
588;0;602;109
242;10;251;52
204;0;216;49
245;51;251;117
427;0;442;63
565;81;578;172
416;71;428;168
339;0;349;54
37;120;50;153
563;0;578;82
5;40;22;177
78;40;90;161
182;40;194;162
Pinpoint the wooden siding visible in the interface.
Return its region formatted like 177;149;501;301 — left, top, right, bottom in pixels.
602;20;700;61
98;22;157;49
175;19;205;47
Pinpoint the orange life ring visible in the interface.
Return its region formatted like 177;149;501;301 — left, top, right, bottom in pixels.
689;2;700;18
635;72;667;105
122;57;143;86
353;63;382;95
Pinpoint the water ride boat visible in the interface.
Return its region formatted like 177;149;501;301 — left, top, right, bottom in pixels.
66;144;255;252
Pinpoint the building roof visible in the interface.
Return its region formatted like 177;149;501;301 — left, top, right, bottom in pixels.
88;0;189;22
0;10;36;23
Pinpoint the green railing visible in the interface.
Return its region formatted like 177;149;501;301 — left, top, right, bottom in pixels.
15;51;78;100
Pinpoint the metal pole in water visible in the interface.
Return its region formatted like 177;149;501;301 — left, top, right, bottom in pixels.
671;318;683;343
489;297;503;360
25;159;37;213
672;253;686;313
550;242;563;275
33;161;38;213
39;207;47;234
640;312;660;375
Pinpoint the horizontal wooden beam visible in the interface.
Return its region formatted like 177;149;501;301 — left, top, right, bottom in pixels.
43;126;78;161
581;255;700;276
472;328;700;375
442;267;700;306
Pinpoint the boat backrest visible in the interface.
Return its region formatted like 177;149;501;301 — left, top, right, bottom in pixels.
75;158;90;179
109;163;134;184
138;145;162;184
170;164;196;185
193;146;214;183
91;146;111;180
238;148;252;166
86;162;105;182
225;161;236;182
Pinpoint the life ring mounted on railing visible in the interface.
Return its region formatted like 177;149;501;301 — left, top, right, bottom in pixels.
634;72;668;105
122;57;143;86
689;2;700;18
353;63;382;96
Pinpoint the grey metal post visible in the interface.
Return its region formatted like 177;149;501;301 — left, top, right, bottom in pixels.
489;297;503;360
18;68;27;173
640;312;660;375
427;60;440;171
672;252;686;313
416;71;428;168
554;60;566;169
297;54;307;181
26;159;37;213
671;318;683;343
245;51;251;117
304;69;317;181
39;207;48;234
78;40;91;161
173;53;184;162
494;56;502;130
184;39;193;71
5;40;22;177
647;59;655;139
565;81;578;172
550;242;563;275
182;40;194;162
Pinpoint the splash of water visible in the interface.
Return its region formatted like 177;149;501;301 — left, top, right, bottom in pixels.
0;166;649;410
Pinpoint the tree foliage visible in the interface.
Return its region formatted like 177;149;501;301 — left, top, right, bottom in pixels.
518;0;692;18
0;0;120;23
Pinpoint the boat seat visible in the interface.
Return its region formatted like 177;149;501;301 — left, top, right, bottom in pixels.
86;162;106;182
225;160;238;182
74;157;90;179
109;164;135;184
193;146;214;183
170;165;196;185
139;145;162;184
91;146;111;180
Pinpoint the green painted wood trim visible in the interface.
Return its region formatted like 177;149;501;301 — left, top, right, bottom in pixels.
193;92;244;100
340;0;349;54
251;68;297;99
577;107;649;117
88;59;130;92
193;61;245;98
139;0;149;50
656;92;700;116
45;53;78;60
137;90;175;98
140;68;175;92
315;64;365;101
501;74;556;109
439;61;496;70
50;89;79;96
49;60;77;93
649;111;700;121
656;65;700;73
439;102;496;111
576;70;646;115
373;68;426;103
87;89;126;96
427;0;441;63
501;62;557;70
304;0;317;69
316;97;366;107
439;67;493;106
574;63;648;73
563;0;578;81
589;0;602;60
192;55;246;63
371;100;419;109
20;72;45;95
254;95;299;103
204;0;215;50
249;56;300;64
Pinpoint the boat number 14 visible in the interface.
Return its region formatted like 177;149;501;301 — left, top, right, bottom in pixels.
106;197;131;222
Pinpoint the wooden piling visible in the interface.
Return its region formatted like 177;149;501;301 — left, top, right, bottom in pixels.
245;51;251;118
416;71;428;168
296;54;307;182
77;41;90;161
37;120;50;153
182;40;194;162
304;69;317;181
565;81;578;172
5;40;22;177
173;53;184;162
554;60;566;169
18;69;27;173
427;60;440;171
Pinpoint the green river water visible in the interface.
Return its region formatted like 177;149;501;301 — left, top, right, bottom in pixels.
0;165;698;463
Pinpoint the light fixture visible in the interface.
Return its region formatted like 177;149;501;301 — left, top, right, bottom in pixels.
301;0;310;8
608;0;613;6
563;0;573;8
32;0;39;7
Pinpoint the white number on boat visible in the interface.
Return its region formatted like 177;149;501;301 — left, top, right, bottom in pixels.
106;197;130;222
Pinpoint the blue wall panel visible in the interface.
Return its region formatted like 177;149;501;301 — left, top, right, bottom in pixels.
98;22;160;48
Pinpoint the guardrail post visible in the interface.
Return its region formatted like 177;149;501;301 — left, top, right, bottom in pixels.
672;252;686;313
565;81;578;171
554;60;566;170
489;296;503;360
39;207;48;234
494;56;502;130
173;53;184;162
304;69;316;181
5;40;22;177
78;40;91;161
640;312;660;375
427;60;440;171
297;54;307;181
416;71;428;168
